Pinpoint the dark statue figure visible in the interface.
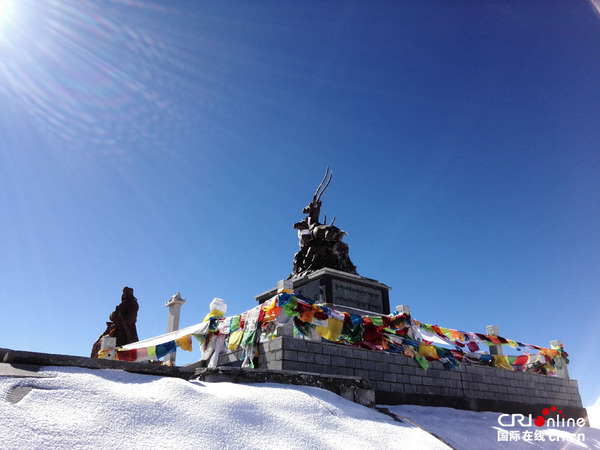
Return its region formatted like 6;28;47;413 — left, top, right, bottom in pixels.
91;286;140;358
290;168;358;278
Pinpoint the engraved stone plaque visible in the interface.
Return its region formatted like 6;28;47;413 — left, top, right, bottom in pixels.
256;268;390;316
294;281;322;303
331;279;385;314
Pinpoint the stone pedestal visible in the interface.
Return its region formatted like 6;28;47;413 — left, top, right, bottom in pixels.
256;268;391;316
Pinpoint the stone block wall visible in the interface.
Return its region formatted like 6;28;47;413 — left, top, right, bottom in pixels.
218;336;586;420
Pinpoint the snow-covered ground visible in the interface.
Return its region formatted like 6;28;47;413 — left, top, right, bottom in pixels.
1;366;599;449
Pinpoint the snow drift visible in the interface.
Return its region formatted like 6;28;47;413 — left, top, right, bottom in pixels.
1;366;599;449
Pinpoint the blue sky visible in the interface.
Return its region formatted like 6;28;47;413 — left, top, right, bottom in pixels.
1;1;599;406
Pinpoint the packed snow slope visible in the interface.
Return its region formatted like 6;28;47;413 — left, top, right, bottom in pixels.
0;366;448;450
1;366;599;449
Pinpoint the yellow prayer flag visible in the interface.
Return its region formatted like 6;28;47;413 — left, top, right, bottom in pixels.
227;329;244;351
418;343;439;360
493;354;514;371
506;339;519;348
315;318;344;341
175;335;193;352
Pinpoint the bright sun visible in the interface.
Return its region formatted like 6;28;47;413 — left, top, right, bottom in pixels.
0;0;18;47
0;0;15;27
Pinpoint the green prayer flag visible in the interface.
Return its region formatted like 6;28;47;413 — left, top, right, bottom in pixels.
370;316;384;327
230;315;241;332
341;322;364;344
283;297;300;317
241;330;257;346
415;355;430;371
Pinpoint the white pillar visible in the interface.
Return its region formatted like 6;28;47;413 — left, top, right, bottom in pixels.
395;305;411;316
164;292;186;365
100;336;117;360
486;325;503;355
275;280;294;337
550;340;570;379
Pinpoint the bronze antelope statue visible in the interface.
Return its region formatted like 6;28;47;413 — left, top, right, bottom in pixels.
290;167;357;277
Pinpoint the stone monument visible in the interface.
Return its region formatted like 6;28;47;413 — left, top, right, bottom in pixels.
256;168;390;315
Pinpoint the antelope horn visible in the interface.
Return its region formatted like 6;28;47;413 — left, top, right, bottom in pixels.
313;167;330;199
316;170;333;202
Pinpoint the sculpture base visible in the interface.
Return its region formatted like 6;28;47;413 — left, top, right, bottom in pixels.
255;268;391;316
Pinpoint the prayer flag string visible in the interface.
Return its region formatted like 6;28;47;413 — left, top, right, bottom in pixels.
99;291;568;376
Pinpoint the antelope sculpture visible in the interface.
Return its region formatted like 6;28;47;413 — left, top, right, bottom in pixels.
290;168;357;277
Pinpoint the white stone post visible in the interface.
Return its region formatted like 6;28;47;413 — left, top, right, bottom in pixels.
551;340;570;379
100;336;117;360
486;325;503;355
164;292;186;365
395;305;411;316
276;279;294;336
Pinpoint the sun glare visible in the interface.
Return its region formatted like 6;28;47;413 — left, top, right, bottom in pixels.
591;0;600;17
0;0;15;24
0;0;17;39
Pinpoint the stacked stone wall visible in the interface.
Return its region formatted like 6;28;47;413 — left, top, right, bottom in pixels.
218;336;586;419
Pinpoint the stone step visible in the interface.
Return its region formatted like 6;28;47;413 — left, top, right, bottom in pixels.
194;366;375;407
